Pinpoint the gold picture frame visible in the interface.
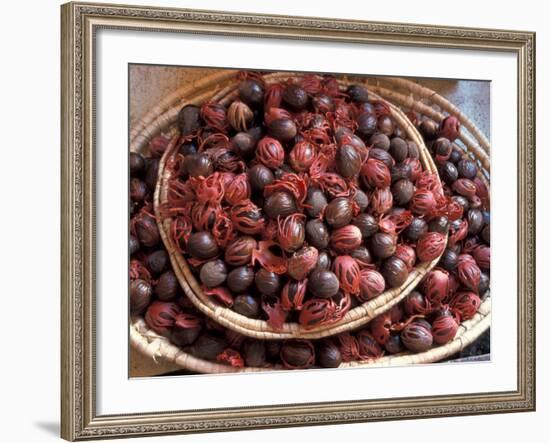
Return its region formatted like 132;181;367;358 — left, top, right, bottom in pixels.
61;2;536;440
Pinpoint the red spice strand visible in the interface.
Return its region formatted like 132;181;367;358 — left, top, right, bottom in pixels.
148;134;172;158
370;312;392;345
299;299;336;329
370;188;393;215
422;268;451;305
394;243;416;271
251;240;288;274
356;330;384;360
145;301;180;335
332;256;361;295
439;115;461;141
450;291;481;320
417;232;446;262
432;311;459;345
197;132;229;153
361;158;391;189
191;201;220;231
264;84;284;110
357;268;386;302
229;200;266;235
403;158;423;181
216;349;245;368
203;286;234;307
448;219;469;246
281;279;308;311
174;312;202;329
200;102;229;132
189;172;225;204
371;100;392;118
298;74;323;95
261;294;287;330
456;254;481;292
410;189;437;216
337;333;361;362
473;177;490;210
388;210;414;233
238;70;267;86
130;259;152;282
212;213;236;249
264;173;309;208
224;173;251;206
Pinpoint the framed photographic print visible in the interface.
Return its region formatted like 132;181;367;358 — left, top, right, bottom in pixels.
61;1;536;440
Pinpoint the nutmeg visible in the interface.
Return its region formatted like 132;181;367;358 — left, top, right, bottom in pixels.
233;294;261;318
154;270;179;301
130;279;152;315
305;219;330;249
369;232;396;259
187;231;219;260
305;187;328;218
226;266;255;294
254;269;282;297
324;197;353;228
381;256;409;288
308;269;339;298
280;340;315;369
317;341;342;368
264;192;298;219
199;260;228;288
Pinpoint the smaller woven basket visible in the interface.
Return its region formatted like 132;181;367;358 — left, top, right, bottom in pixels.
154;72;446;340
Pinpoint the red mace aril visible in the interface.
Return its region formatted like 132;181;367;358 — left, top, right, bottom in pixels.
216;349;245;368
251;240;288;274
287;246;318;280
229;200;266;234
403;158;423;181
289;140;316;172
256;136;285;169
473;177;490;209
264;84;284;109
450;291;482;320
361;158;391;189
438;115;461;141
224;173;251;205
190;201;219;231
224;236;257;266
144;301;180;335
456;254;481;292
448;219;469;246
394;244;416;271
314;172;350;198
431;308;459;345
452;178;477;199
281;279;308;311
370;188;393;215
410;189;437;216
212;213;235;249
417;231;446;262
330;225;363;254
358;268;386;302
227;100;253;131
203;286;234;307
472;244;491;270
277;214;306;253
261;294;287;330
422;268;451;305
403;291;431;316
299;299;336;329
337;333;361;362
264;107;292;125
332;256;361;295
370;312;392;345
356;330;384;360
200;102;228;132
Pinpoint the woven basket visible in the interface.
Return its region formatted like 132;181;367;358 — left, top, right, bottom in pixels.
153;72;445;340
130;72;491;373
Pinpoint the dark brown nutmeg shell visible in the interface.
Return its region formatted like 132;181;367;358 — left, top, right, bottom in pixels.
352;213;379;239
317;341;343;368
369;232;397;259
389;137;409;163
238;79;264;107
248;164;275;193
254;269;282;297
280;340;315;369
154;270;179;301
347;84;369;103
336;144;362;178
135;214;160;248
145;250;169;276
324;197;353;228
199;260;228;288
233;294;261;318
243;340;267;367
308;269;340;298
305;219;330;249
264;192;298;219
177;104;201;135
268;118;297;142
305;187;328;218
392;179;414;206
187;231;219;260
226;266;255;294
130;279;152;315
130;152;146;177
192;334;228;361
282;84;309;110
381;256;409;288
404;217;428;242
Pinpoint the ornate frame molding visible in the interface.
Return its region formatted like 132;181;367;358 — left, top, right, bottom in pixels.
61;2;535;440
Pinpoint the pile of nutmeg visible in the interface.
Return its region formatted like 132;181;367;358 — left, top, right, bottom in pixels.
129;72;490;371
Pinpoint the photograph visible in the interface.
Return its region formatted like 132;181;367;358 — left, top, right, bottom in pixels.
128;66;491;377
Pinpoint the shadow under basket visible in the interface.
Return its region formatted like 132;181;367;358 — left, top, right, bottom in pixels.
130;71;491;373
